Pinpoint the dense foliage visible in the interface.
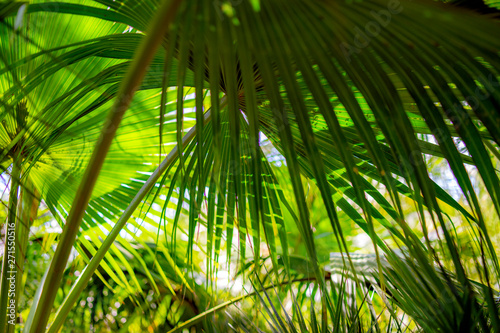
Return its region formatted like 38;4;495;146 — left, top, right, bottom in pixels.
1;0;500;331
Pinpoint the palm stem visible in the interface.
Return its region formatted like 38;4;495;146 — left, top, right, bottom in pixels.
27;0;183;331
47;109;212;333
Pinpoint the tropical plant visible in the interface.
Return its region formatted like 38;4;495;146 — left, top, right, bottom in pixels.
1;0;500;331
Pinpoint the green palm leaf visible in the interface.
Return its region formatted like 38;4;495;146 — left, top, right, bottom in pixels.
1;0;500;331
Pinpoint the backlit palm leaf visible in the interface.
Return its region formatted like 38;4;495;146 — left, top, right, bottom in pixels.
1;0;500;331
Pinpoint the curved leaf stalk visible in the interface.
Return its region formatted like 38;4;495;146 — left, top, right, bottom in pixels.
27;0;184;331
0;151;21;333
47;110;212;333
